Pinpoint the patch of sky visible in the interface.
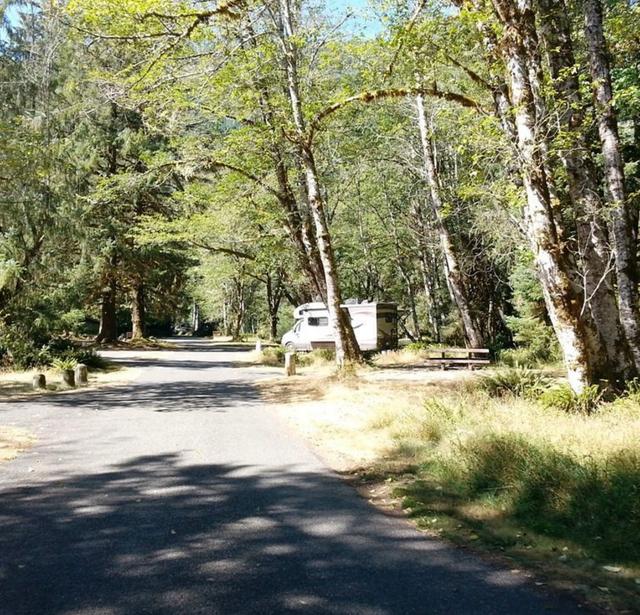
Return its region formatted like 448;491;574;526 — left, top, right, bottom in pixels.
324;0;385;38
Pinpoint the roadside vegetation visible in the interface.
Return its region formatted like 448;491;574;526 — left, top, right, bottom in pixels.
253;347;336;368
261;358;640;613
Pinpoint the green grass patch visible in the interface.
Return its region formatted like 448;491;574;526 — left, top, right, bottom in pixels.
362;384;640;611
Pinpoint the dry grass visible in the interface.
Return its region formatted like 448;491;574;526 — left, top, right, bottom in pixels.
0;426;35;461
260;366;640;613
372;347;433;367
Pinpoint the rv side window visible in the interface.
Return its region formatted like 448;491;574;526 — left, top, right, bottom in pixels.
308;316;329;327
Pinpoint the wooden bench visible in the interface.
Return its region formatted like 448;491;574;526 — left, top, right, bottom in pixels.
422;348;491;370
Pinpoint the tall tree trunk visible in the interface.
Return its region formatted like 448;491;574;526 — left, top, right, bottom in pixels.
536;0;635;381
584;0;640;370
131;281;145;340
231;279;245;341
222;299;230;337
416;95;484;348
490;0;602;392
279;0;361;366
410;200;441;341
96;273;117;343
387;195;420;339
265;273;282;341
191;303;200;334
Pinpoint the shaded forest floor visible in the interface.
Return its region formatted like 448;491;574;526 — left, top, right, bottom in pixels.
258;365;640;614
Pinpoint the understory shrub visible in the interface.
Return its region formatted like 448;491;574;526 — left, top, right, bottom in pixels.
479;368;550;399
540;383;603;415
0;326;107;370
51;357;78;372
259;347;286;366
0;326;51;369
500;347;549;368
298;348;335;366
62;347;107;369
404;341;432;352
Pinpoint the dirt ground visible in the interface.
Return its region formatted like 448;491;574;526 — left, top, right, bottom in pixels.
259;366;478;472
0;426;35;462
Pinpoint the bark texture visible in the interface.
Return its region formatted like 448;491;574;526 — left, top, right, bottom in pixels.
537;0;635;381
131;281;145;340
96;273;117;343
584;0;640;370
490;0;597;391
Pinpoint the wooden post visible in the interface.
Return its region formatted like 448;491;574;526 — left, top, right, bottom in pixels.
285;352;296;377
32;374;46;390
62;369;75;387
74;364;88;386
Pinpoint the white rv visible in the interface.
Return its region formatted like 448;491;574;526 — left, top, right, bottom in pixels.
281;301;398;352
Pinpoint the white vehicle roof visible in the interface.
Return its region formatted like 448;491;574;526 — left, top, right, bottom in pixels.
293;301;396;319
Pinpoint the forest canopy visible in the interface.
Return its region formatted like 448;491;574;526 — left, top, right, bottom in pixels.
1;0;639;392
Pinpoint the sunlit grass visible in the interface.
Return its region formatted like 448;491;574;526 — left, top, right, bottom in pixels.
266;368;640;612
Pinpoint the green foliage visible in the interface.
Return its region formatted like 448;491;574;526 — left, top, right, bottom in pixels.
478;368;551;399
64;348;108;369
0;324;107;370
0;326;52;370
51;357;78;372
504;253;560;367
425;435;640;561
540;384;604;415
404;341;432;352
258;347;286;366
621;378;640;403
298;348;336;366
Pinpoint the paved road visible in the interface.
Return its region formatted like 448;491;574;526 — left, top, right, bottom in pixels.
0;340;585;615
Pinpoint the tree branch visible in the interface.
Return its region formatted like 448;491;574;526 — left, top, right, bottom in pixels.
310;85;487;138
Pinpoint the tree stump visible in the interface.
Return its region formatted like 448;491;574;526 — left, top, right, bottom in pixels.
74;364;88;386
255;339;262;353
285;352;296;377
32;374;46;390
62;369;75;388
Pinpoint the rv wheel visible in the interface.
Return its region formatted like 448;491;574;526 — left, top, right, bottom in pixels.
284;342;295;352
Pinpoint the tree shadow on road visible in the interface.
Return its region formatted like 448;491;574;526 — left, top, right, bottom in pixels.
0;454;584;615
5;379;266;413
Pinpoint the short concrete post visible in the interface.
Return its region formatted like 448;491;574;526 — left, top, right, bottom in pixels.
255;339;262;353
32;373;46;390
285;352;296;377
74;363;88;386
62;369;75;388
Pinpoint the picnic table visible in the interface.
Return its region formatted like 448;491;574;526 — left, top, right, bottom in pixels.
421;348;491;370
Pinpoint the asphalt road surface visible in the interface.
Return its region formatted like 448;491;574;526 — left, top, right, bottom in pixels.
0;339;585;615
